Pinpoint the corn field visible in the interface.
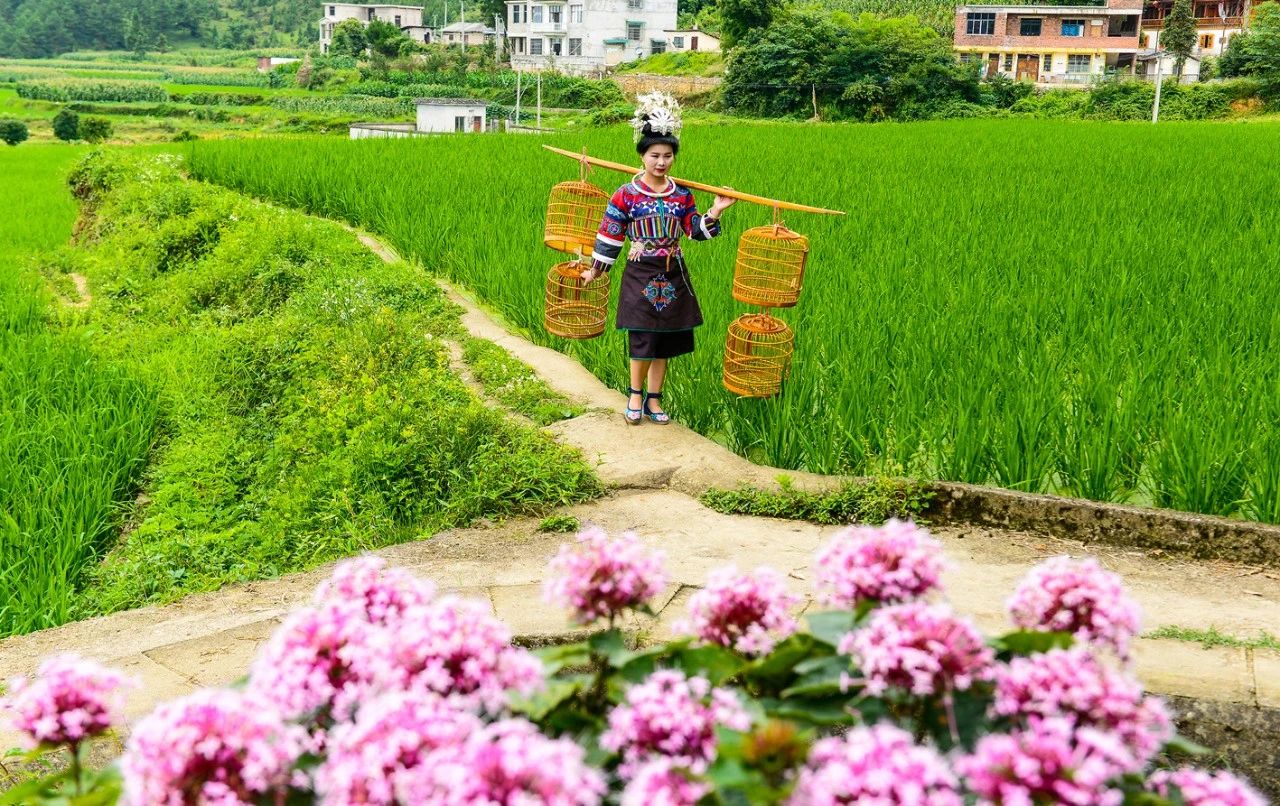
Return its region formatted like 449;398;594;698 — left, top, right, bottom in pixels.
187;120;1280;522
15;79;169;103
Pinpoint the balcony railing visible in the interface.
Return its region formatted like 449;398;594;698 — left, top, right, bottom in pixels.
966;0;1107;6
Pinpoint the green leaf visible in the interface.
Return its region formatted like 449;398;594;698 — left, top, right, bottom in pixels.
676;645;746;685
780;655;849;698
805;609;856;648
990;629;1074;656
1162;733;1211;757
744;634;826;692
760;695;856;727
534;641;592;675
510;678;584;721
588;629;629;665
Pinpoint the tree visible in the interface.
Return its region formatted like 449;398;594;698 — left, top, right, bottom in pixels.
0;118;28;146
330;18;368;57
365;19;406;57
1162;0;1198;77
78;117;112;144
1243;0;1280;97
717;0;784;46
52;108;79;141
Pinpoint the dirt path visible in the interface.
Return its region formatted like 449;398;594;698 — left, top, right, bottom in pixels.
4;231;1277;760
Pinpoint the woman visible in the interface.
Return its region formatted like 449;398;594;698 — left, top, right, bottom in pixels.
579;92;736;425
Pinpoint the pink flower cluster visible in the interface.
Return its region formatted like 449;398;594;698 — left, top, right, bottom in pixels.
1;654;131;747
122;688;305;806
602;670;750;776
395;718;606;805
814;519;945;607
993;647;1171;766
682;565;800;656
312;554;436;625
840;603;994;696
315;691;480;804
545;526;667;625
367;595;544;712
1007;556;1141;658
1148;767;1267;806
957;717;1134;806
788;724;962;806
250;558;541;728
621;759;709;806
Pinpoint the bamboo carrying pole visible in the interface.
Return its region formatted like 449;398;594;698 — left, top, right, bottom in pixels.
542;145;845;217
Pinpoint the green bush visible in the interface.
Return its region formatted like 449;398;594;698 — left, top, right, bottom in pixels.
0;118;28;146
268;96;415;117
163;70;271;88
169;91;266;106
78;117;114;143
52;108;80;141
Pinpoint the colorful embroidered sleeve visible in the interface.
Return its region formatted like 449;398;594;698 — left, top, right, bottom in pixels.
591;187;631;272
680;189;721;242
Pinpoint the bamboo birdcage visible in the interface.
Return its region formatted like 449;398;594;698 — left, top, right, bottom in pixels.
723;312;794;398
732;216;810;309
545;259;609;339
545;152;608;256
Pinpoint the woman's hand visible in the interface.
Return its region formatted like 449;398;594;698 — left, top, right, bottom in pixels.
579;266;600;284
710;188;737;218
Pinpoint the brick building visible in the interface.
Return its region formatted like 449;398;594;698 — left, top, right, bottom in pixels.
953;0;1142;83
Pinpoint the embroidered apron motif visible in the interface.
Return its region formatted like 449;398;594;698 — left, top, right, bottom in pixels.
643;274;678;311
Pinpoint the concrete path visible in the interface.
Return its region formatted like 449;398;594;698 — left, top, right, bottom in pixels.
4;235;1278;758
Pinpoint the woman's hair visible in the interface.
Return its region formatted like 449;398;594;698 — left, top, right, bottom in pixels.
636;123;679;156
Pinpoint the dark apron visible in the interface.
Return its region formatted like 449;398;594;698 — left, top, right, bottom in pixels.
615;253;703;332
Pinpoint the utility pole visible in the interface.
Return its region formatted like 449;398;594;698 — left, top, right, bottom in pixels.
536;71;542;128
515;69;522;125
460;0;466;50
1151;53;1163;123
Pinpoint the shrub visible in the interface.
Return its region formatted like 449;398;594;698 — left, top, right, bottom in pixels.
0;118;28;146
52;108;80;141
15;79;168;103
78;117;114;144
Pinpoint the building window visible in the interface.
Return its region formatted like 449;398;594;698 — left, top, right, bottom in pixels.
1067;53;1091;72
1019;17;1042;35
532;5;543;22
569;37;582;54
570;4;582;22
394;14;402;25
1042;53;1053;72
1061;18;1085;36
550;5;562;23
651;38;666;53
511;5;519;23
530;37;543;53
455;116;466;132
551;38;563;54
1200;32;1214;48
965;12;996;35
1003;53;1014;71
627;22;642;40
628;0;643;8
328;5;335;15
672;35;684;47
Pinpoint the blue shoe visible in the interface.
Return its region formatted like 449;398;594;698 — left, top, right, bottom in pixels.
644;392;670;425
624;387;643;425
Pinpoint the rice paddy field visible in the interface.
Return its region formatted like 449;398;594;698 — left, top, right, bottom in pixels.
188;119;1280;523
0;146;157;637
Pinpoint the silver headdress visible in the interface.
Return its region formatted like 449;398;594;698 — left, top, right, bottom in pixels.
630;91;683;143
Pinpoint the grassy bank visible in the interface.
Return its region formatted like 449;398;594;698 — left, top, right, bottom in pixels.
37;150;599;619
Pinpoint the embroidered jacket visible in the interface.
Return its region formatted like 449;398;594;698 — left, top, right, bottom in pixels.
590;174;721;272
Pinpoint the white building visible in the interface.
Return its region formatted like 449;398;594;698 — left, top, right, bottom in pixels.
504;0;677;74
661;27;720;52
441;21;498;45
416;97;489;132
319;3;429;52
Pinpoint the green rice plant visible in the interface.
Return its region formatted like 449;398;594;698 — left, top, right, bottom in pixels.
186;119;1280;522
163;69;271;88
0;145;158;637
15;79;168;103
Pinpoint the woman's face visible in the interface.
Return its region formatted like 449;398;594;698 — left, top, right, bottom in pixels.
642;144;675;179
